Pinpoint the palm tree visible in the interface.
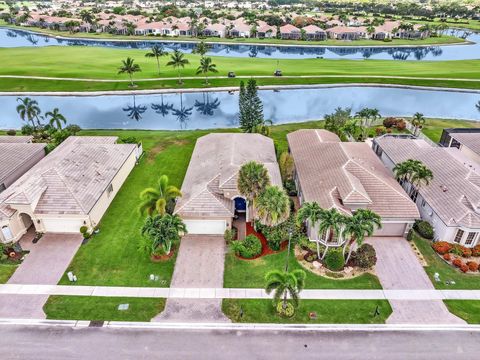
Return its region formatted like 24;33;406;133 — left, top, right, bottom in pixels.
16;97;42;130
411;112;426;136
255;185;290;227
196;57;218;85
411;163;433;191
393;159;419;185
341;119;360;140
317;208;347;259
192;41;210;57
265;269;306;310
355;108;381;140
394;159;433;199
145;44;168;75
44;108;67;130
118;57;141;87
141;214;187;255
342;209;382;263
237;161;271;222
296;201;323;258
80;9;94;25
166;50;190;84
139;175;182;216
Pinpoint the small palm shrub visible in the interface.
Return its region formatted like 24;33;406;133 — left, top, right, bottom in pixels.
324;248;345;271
276;301;295;317
414;220;434;239
230;234;262;259
354;244;377;269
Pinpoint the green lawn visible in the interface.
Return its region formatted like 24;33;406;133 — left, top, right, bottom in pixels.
44;296;165;321
444;301;480;324
224;251;382;289
421;118;480;142
0;264;17;284
413;232;480;289
222;299;392;323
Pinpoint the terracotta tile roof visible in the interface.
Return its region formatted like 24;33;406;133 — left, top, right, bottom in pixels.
0;137;136;220
280;24;301;33
288;130;419;220
302;24;325;34
175;133;282;218
0;143;46;185
375;136;480;228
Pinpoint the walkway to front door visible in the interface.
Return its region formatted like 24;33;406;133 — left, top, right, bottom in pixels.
153;235;230;322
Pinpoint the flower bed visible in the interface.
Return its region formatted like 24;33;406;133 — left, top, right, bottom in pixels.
432;242;480;274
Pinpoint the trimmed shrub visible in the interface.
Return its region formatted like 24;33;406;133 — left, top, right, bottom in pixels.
224;228;236;244
452;258;463;268
324;249;345;271
383;117;398;128
231;235;262;259
443;253;452;261
375;126;386;136
467;261;479;272
472;245;480;257
432;241;452;255
6;129;16;136
460;264;469;273
396;119;407;130
414;220;434;240
355;243;377;269
452;244;472;258
79;226;88;234
304;252;318;263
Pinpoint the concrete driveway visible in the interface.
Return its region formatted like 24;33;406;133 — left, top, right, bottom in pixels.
0;232;83;319
368;237;465;324
154;235;229;322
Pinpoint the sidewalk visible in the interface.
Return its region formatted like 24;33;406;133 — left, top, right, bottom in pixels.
1;284;480;300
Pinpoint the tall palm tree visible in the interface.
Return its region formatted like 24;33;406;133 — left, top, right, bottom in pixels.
16;97;42;130
44;108;67;130
317;208;347;259
196;57;218;85
139;175;182;216
237;161;271;222
296;201;324;257
255;185;290;227
355;107;380;140
80;9;94;25
411;164;434;190
411;112;426;136
145;44;168;75
393;159;421;184
118;57;141;87
343;209;382;263
265;269;306;310
141;214;186;255
166;50;190;84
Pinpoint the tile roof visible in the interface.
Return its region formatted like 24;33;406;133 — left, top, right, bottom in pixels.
288;130;419;219
174;133;282;218
375;136;480;228
0;137;136;220
450;132;480;157
0;136;33;143
0;143;46;185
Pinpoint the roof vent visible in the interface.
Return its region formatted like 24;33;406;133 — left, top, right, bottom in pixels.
440;185;448;192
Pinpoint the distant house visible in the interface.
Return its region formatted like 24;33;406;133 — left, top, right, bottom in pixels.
288;130;419;248
228;18;251;38
256;22;277;38
372;21;401;40
203;23;227;37
439;128;480;165
302;24;326;40
373;135;480;248
327;26;368;40
0;137;141;243
280;24;301;40
174;133;282;235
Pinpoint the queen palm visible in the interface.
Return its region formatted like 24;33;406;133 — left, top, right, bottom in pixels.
16;97;41;130
145;45;168;75
393;159;422;184
44;108;67;130
141;214;186;255
139;175;182;216
255;185;290;227
343;209;382;263
265;269;306;310
196;57;218;85
118;57;141;87
237;161;271;219
411;164;433;190
317;208;347;259
411;112;426;136
296;201;324;257
166;50;190;84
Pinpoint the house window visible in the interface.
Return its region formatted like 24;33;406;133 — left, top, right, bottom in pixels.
0;183;5;193
465;232;478;246
421;199;426;208
454;229;464;244
410;188;418;203
1;226;13;241
107;184;113;196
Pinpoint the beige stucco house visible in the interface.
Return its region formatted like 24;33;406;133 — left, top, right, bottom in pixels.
174;133;282;235
0;136;141;243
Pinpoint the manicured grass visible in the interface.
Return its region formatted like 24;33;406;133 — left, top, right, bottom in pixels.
222;299;392;323
413;233;480;289
0;264;17;284
224;251;382;289
44;296;165;321
421;118;480;142
444;301;480;324
58;122;323;287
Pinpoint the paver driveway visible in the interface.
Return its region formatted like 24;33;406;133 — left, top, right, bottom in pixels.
154;235;229;322
0;233;83;319
368;237;465;324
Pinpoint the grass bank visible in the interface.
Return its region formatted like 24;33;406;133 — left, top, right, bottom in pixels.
44;296;165;321
222;299;392;323
444;301;480;324
421;118;480;142
0;264;17;284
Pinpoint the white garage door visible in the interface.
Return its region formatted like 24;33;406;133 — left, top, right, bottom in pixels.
42;218;85;233
374;222;407;237
184;220;226;235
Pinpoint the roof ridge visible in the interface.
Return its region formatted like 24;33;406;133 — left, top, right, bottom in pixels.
42;167;86;212
174;173;221;214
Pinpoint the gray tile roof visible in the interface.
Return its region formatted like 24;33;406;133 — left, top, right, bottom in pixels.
375;136;480;228
451;133;480;157
0;143;46;184
288;129;419;219
0;136;33;143
174;133;282;218
0;136;136;220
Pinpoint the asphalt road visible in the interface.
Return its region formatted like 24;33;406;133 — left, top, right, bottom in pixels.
1;326;480;360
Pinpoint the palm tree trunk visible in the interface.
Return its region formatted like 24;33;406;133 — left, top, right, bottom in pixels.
282;291;288;310
322;245;329;260
345;241;355;264
156;57;160;75
129;73;134;87
316;239;320;259
178;69;182;84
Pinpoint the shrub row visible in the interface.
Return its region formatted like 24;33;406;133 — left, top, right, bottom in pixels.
230;234;262;259
432;242;477;258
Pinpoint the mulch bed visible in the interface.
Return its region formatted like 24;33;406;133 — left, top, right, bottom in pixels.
150;245;176;262
236;222;287;261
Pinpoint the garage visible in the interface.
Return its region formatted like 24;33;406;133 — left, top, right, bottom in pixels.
183;219;227;235
374;222;408;237
41;218;86;233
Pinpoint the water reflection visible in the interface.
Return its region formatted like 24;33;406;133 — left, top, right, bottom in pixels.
151;94;174;117
1;27;478;60
171;93;193;129
122;95;147;121
194;92;221;116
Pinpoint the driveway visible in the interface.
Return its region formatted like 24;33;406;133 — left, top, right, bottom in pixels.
0;232;83;319
368;237;465;324
154;235;229;322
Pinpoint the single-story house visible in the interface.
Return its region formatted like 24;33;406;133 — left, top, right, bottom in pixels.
302;25;326;40
280;24;301;40
373;135;480;248
203;23;227;37
0;136;141;243
0;138;46;193
256;21;277;38
327;26;368;40
174;133;282;235
288;130;419;247
439;128;480;165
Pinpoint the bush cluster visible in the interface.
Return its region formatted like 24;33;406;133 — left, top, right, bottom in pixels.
231;234;262;259
383;117;399;128
276;301;295;318
414;220;434;239
467;261;479;272
257;215;305;251
432;241;452;255
472;245;480;257
353;243;377;269
304;252;318;263
324;249;345;271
